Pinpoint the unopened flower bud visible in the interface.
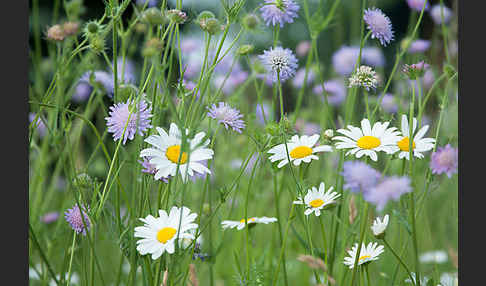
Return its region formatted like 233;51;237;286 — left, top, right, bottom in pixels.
167;9;187;24
142;8;167;25
242;13;259;30
204;18;221;35
324;129;334;138
63;22;79;36
47;24;65;41
86;21;100;35
89;35;105;54
403;61;430;80
237;44;254;55
142;38;164;57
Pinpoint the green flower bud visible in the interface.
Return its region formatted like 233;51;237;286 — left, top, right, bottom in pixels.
205;18;221;35
89;35;105;54
142;8;167;25
237;44;254;55
142;38;164;57
242;13;259;30
197;10;216;22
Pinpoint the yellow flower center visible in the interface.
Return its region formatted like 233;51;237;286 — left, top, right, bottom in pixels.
309;199;325;208
397;137;416;152
166;145;188;164
240;217;256;224
358;255;371;262
289;146;313;159
356;136;381;149
156;227;177;244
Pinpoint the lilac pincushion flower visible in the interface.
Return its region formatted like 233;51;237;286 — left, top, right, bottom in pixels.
139;157;169;182
295;119;321;136
408;39;431;54
430;4;452;25
364;176;412;211
332;46;360;76
259;0;300;28
292;68;315;88
259;46;298;83
64;204;91;235
406;0;429;12
380;94;398;113
362;47;385;67
296;40;311;57
256;103;273;125
363;8;394;47
41;212;59;224
105;98;153;144
313;80;347;106
29;112;47;138
207;102;245;133
430;144;458;178
341;161;381;194
73;71;114;102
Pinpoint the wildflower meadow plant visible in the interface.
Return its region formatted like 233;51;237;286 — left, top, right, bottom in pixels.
29;0;458;285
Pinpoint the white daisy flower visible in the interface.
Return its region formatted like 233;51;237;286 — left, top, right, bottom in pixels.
419;250;448;264
221;216;277;230
293;182;341;216
333;118;400;161
371;214;389;238
393;115;436;160
140;123;214;182
134;206;198;260
267;134;333;168
343;242;384;269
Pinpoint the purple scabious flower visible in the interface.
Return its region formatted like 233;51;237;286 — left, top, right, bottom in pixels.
332;46;360;76
41;212;59;224
295;119;321;136
207;102;245;133
430;4;452;25
259;0;300;28
380;94;398;113
430;144;458;178
136;0;158;7
29;112;47;138
292;68;315;88
406;0;429;12
105;98;153;144
64;204;91;235
408;39;431;54
73;71;114;102
114;57;136;84
256;103;273;125
341;161;381;194
364;176;412;211
363;8;394;47
139;157;169;183
313;79;347;107
258;46;298;83
362;47;385;67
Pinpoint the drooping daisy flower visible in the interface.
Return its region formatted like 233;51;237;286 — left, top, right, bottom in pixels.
221;216;277;230
105;98;153;144
259;0;300;28
343;242;384;269
268;134;333;168
392;115;435;160
341;161;381;193
333;118;400;161
140;123;214;182
293;182;341;216
430;4;453;25
134;206;198;259
430;144;458;178
363;8;394;46
408;39;431;54
406;0;429;11
364;176;412;211
64;204;91;235
207;102;245;133
348;65;379;90
419;250;448;264
258;46;298;83
371;214;389;239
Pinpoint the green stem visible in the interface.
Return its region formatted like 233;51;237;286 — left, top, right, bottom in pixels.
383;238;416;286
350;202;369;286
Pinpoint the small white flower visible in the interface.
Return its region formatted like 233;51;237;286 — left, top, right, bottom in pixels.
134;206;198;260
371;214;389;238
293;182;341;216
392;115;436;160
140;123;214;182
419;250;448;264
268;134;333;168
333;118;401;161
324;129;334;138
348;65;379;90
221;216;277;230
343;242;384;269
